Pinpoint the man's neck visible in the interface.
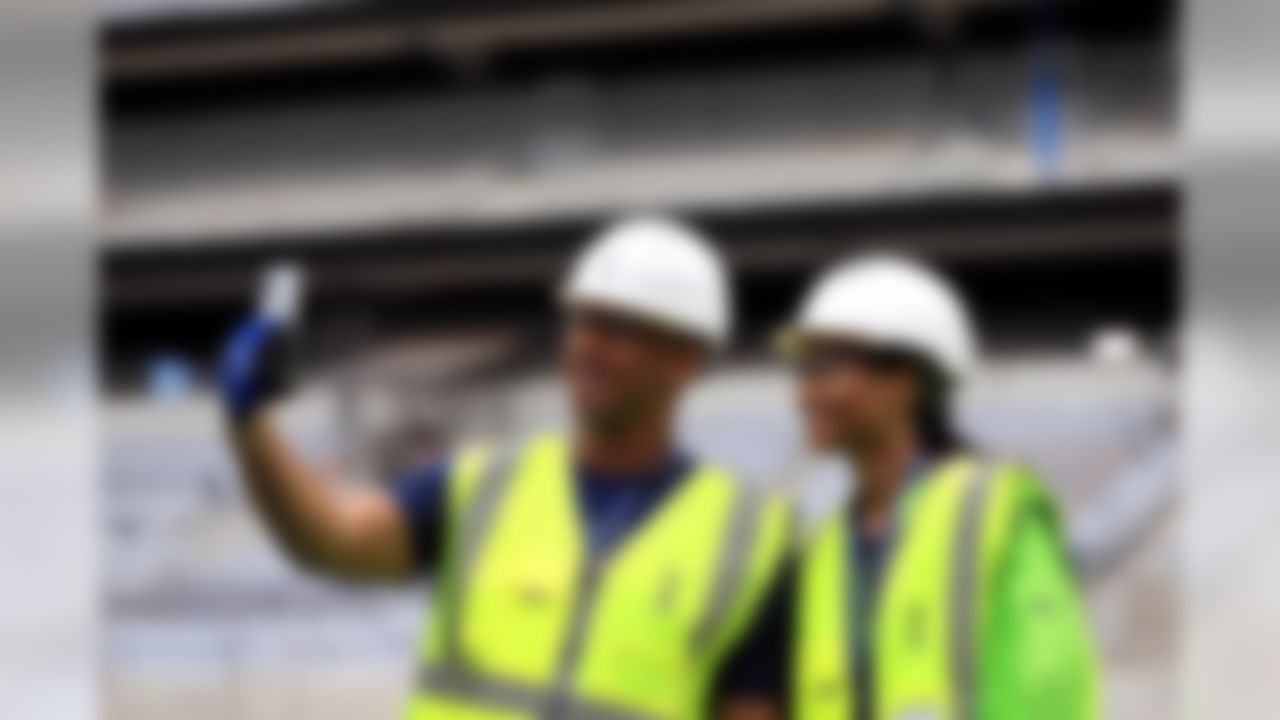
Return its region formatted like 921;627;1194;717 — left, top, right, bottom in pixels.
849;426;919;536
577;416;674;478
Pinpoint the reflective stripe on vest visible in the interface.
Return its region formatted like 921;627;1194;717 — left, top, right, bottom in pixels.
418;665;654;720
793;456;1000;720
410;434;785;720
950;461;997;720
442;444;518;668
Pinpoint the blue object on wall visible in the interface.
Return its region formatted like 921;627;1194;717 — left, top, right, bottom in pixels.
148;353;194;401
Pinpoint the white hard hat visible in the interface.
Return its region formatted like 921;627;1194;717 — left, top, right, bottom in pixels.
561;215;731;347
783;253;977;381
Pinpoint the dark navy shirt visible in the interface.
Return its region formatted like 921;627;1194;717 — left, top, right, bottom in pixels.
852;526;891;720
389;450;782;701
851;456;933;715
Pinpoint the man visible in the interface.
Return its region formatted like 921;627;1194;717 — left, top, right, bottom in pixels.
218;215;792;719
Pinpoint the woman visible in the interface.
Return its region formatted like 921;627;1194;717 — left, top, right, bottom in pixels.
781;253;1099;720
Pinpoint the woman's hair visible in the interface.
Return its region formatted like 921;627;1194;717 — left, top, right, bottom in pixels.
912;361;968;456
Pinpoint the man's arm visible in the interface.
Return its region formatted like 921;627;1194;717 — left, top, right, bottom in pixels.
230;412;417;580
219;313;423;581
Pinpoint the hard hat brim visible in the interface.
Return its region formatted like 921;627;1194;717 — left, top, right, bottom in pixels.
561;291;721;349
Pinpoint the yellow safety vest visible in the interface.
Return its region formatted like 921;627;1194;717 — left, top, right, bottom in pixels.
407;433;791;720
793;455;1090;720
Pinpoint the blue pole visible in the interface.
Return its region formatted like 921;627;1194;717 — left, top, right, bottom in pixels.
1031;0;1063;178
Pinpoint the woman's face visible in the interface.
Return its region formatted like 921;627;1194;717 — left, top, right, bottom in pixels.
793;337;920;452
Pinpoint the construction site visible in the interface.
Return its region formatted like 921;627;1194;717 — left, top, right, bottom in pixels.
100;1;1177;718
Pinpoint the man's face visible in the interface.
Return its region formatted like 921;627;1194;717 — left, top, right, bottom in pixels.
562;307;702;433
793;338;919;452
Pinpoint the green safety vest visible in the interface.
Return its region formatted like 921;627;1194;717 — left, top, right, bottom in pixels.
407;433;791;720
793;455;1099;720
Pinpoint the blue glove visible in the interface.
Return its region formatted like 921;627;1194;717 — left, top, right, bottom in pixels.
218;315;291;422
